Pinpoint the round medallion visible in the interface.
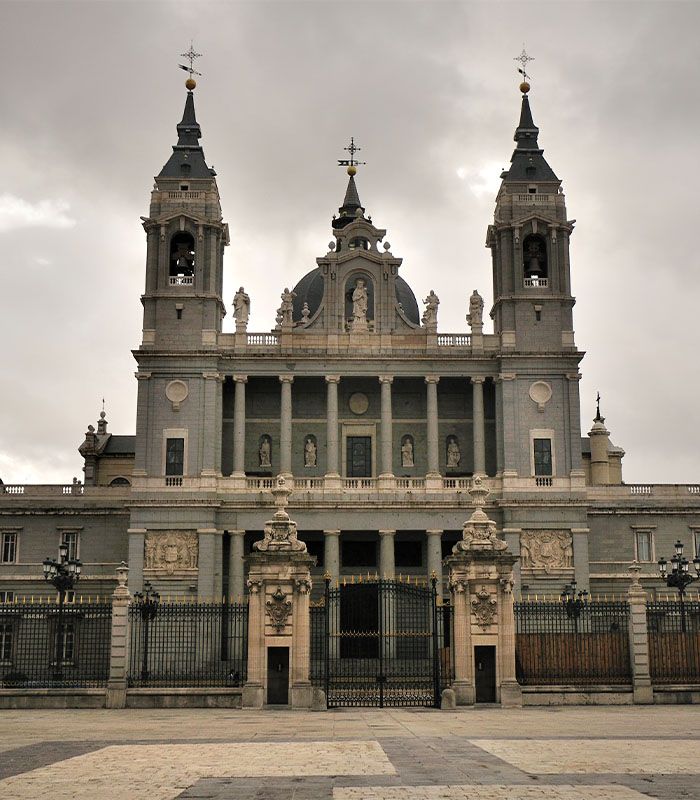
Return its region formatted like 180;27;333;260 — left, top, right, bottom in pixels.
528;381;552;410
348;392;369;415
165;380;189;410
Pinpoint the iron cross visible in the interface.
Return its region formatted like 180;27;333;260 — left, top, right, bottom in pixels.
179;42;202;78
338;137;366;169
514;46;534;82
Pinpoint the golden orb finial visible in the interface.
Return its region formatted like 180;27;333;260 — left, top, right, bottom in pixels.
519;81;530;94
347;165;357;177
185;77;197;91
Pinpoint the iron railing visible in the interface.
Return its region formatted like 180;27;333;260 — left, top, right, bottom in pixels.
0;599;111;688
647;599;700;684
127;599;248;687
515;599;631;686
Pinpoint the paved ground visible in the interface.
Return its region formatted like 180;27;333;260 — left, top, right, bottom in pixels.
0;706;698;799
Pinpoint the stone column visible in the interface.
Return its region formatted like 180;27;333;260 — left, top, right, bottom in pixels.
426;529;443;596
425;376;440;478
280;375;294;477
471;377;486;475
233;375;247;477
323;530;341;582
325;376;340;479
127;528;146;593
198;529;222;601
133;372;151;476
229;530;246;599
379;529;396;578
291;576;313;708
106;563;130;709
628;565;654;704
379;376;394;478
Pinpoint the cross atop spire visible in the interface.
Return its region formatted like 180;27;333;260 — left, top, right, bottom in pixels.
514;46;534;86
178;42;202;91
594;392;605;423
338;137;366;176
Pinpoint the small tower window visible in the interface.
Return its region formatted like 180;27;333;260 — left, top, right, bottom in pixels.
169;232;195;285
523;234;548;287
348;237;370;250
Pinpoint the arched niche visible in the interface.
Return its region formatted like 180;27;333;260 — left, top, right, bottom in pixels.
344;273;374;324
170;232;196;279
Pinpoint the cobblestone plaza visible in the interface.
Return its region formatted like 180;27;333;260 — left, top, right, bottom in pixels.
1;707;699;799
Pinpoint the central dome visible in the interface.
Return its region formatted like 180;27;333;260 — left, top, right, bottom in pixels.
292;268;420;325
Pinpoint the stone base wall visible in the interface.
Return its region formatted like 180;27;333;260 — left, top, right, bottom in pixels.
125;688;243;708
0;689;106;709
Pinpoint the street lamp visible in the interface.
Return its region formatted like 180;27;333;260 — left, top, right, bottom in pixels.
133;581;160;681
561;579;588;628
42;542;82;680
658;540;700;632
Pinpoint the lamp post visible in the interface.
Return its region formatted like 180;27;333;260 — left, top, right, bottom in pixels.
133;581;160;682
658;540;700;633
561;579;588;631
42;542;82;681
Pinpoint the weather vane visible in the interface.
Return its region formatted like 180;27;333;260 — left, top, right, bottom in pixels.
513;46;534;83
179;42;203;80
338;137;366;175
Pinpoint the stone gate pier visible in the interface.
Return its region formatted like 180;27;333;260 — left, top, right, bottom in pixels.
445;477;521;707
242;478;316;709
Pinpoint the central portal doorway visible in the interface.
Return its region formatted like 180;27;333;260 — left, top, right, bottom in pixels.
267;647;289;705
346;436;372;477
474;645;496;702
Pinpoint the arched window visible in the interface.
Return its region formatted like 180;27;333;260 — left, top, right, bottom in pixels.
348;237;370;250
109;477;131;487
522;234;548;286
169;232;195;283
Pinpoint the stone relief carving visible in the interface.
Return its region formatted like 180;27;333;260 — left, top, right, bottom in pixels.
452;476;508;553
144;532;198;574
265;586;292;632
471;587;498;630
520;531;574;574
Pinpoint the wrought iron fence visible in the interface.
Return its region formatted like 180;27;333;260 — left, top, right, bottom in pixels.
647;599;700;684
515;599;631;686
127;599;248;687
310;598;327;685
437;599;454;691
0;598;112;688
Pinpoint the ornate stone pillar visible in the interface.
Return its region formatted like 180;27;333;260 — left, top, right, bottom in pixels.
445;477;521;707
233;375;247;477
229;529;246;598
425;376;440;478
379;529;396;579
426;529;443;596
627;565;654;704
323;529;341;582
379;375;394;478
106;563;130;709
279;375;294;477
471;377;486;475
242;477;316;709
325;376;340;479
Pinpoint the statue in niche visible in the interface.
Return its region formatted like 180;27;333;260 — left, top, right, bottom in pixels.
401;435;414;468
422;290;440;327
446;436;461;468
352;278;368;324
301;302;311;324
277;288;296;328
259;436;272;468
233;287;250;326
304;436;317;467
466;289;484;330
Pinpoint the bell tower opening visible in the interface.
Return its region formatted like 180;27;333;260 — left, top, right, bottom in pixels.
169;232;195;285
522;233;548;287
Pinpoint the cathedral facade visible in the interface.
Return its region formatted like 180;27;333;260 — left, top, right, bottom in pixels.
2;80;699;605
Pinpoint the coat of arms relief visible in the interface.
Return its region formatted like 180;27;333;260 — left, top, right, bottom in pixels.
144;532;199;575
520;531;574;576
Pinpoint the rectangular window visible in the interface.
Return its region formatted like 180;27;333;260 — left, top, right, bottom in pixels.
165;437;185;476
1;533;17;564
61;531;79;561
635;530;653;562
395;541;423;568
0;591;14;603
533;438;553;476
0;623;12;662
694;530;700;558
341;540;377;568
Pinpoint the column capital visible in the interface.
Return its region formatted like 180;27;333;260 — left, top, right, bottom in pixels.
470;376;485;385
426;529;443;536
203;372;223;381
135;371;152;381
323;529;341;537
378;375;394;385
378;529;396;537
233;374;248;384
229;529;246;536
497;372;517;382
325;375;341;384
566;372;582;382
424;375;440;385
279;374;295;384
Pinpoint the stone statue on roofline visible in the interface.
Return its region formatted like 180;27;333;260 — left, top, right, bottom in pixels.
466;289;484;332
422;290;439;328
277;287;296;330
233;287;250;330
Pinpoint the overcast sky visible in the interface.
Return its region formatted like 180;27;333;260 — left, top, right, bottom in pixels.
1;0;698;484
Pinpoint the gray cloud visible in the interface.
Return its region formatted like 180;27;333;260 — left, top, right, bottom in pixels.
0;0;698;483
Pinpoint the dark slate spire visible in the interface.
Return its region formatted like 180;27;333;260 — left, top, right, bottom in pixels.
502;88;559;183
332;171;366;230
158;90;214;179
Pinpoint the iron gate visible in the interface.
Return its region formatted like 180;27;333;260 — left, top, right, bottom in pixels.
317;576;451;708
